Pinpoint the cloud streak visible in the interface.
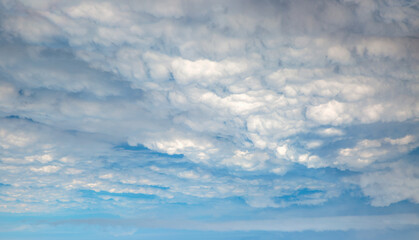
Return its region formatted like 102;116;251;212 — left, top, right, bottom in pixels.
47;213;419;232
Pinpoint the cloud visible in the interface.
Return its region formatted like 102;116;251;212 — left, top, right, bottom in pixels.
347;161;419;207
0;0;418;225
333;135;418;170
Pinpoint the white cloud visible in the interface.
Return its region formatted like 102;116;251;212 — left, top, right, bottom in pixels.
30;165;60;173
385;135;415;145
349;161;419;207
0;0;417;214
327;45;352;64
222;150;269;171
2;14;60;43
171;58;248;85
307;100;352;125
334;135;418;170
356;38;407;59
317;128;344;136
0;129;35;149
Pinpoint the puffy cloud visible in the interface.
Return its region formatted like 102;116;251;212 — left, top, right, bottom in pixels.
348;161;419;207
307;100;352;125
335;135;417;170
327;45;352;64
0;0;417;221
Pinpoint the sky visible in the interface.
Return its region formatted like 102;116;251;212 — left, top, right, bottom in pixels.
0;0;418;239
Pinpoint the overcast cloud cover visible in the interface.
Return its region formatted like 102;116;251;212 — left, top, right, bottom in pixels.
0;0;418;239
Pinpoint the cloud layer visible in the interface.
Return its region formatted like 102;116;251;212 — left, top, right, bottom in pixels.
0;0;418;236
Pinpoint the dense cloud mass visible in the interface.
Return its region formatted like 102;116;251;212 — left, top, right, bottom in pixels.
0;0;418;237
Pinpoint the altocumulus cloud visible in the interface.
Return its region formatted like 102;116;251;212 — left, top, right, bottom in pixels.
0;0;418;238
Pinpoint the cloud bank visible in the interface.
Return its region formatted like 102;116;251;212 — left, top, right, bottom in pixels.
0;0;418;236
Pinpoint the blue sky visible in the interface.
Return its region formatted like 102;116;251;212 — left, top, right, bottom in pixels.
0;0;418;239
